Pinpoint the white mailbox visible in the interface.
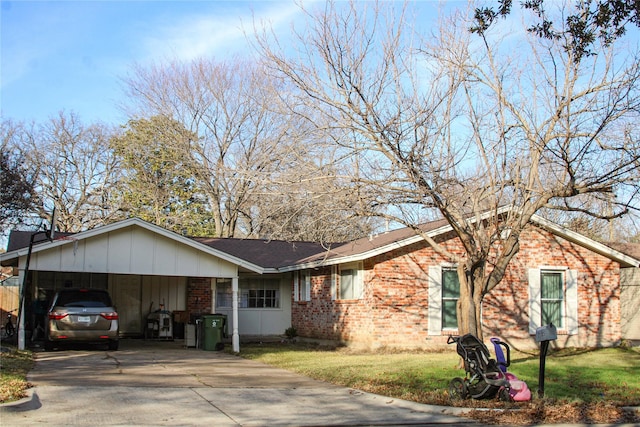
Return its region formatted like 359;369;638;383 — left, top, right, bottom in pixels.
535;324;557;342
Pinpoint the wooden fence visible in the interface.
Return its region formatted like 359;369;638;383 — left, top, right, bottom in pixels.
1;284;20;321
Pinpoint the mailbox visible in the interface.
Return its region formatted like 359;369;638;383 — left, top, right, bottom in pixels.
535;324;557;342
535;323;557;398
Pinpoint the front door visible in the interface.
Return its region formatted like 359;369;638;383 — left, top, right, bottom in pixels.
111;274;142;336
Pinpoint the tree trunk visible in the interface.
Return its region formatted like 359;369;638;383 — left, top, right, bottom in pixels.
456;262;485;341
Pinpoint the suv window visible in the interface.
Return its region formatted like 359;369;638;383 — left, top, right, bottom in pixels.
54;290;113;308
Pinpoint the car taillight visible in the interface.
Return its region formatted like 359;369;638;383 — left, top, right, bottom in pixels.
101;312;118;320
49;312;68;320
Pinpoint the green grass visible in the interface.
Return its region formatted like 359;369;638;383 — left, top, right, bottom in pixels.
0;344;34;403
236;343;640;407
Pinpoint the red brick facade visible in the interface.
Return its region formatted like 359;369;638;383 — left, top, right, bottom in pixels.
291;225;621;349
187;277;212;319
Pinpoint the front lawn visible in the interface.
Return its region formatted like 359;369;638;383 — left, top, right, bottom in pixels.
0;344;34;403
236;342;640;425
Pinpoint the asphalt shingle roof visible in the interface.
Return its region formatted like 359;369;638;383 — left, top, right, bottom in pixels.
192;237;329;269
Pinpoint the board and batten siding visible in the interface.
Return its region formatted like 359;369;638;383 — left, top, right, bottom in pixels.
621;267;640;341
24;226;237;278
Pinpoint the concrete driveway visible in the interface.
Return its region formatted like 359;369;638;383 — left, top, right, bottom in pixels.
1;339;473;426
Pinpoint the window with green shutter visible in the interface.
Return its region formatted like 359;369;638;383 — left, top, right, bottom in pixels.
540;271;563;328
442;268;460;329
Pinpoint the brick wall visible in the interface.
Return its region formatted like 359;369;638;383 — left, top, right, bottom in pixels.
187;277;212;320
486;227;621;348
291;226;621;349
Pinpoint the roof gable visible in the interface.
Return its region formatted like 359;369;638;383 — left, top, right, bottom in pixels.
1;218;265;273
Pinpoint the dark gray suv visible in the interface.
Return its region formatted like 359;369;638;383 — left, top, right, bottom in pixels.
46;289;119;350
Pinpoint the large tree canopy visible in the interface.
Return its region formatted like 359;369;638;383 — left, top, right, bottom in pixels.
257;0;640;339
111;115;215;236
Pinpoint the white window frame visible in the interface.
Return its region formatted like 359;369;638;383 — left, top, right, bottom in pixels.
215;278;233;309
237;278;282;309
301;270;311;301
528;267;578;335
337;262;364;300
428;264;459;335
331;266;337;300
540;270;565;328
294;270;311;302
441;267;460;330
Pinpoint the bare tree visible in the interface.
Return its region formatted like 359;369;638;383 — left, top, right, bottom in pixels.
1;119;36;232
121;57;373;240
257;1;640;339
19;112;123;232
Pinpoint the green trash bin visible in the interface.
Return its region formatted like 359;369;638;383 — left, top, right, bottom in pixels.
201;314;227;351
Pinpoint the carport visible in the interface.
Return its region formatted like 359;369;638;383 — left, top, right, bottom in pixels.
0;218;268;352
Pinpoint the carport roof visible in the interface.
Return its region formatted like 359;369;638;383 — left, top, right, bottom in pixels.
5;231;75;252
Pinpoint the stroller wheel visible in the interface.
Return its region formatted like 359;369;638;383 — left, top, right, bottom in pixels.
449;377;468;400
498;387;512;402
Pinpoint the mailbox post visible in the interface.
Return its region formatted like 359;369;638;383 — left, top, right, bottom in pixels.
535;323;557;398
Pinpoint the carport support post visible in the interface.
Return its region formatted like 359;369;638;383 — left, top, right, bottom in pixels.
232;277;240;352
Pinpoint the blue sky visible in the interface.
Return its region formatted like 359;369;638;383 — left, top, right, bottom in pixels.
1;0;304;125
4;1;637;128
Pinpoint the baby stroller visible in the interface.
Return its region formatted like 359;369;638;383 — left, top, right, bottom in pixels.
447;334;511;401
490;337;531;402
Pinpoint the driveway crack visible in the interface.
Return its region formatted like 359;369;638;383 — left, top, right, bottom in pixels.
191;388;240;425
104;353;122;373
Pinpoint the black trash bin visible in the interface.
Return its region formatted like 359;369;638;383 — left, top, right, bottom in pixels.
201;314;227;351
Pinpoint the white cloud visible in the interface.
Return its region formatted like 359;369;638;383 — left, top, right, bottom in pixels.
139;2;302;63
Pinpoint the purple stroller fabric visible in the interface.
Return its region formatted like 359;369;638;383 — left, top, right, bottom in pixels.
490;337;509;373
